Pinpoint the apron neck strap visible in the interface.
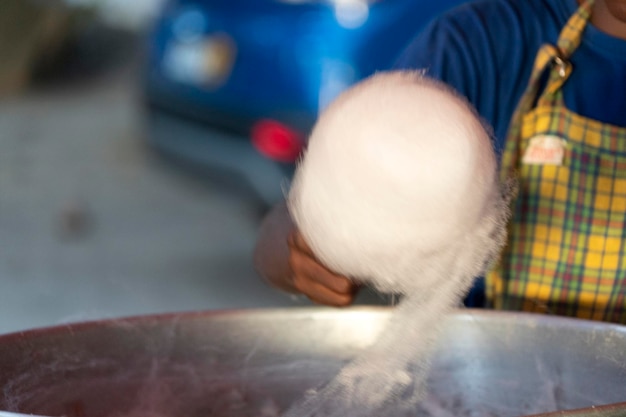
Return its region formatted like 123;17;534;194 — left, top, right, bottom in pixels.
537;0;594;96
499;0;594;182
556;0;594;58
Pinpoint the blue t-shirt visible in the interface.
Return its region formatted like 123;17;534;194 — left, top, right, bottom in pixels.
395;0;626;154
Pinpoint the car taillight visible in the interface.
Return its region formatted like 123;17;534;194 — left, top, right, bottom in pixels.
251;119;304;163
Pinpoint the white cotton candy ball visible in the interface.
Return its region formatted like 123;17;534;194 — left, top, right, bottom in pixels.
288;71;499;294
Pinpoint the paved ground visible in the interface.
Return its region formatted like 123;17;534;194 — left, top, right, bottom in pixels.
0;65;306;335
0;60;389;335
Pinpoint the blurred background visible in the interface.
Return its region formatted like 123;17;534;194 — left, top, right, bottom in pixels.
0;0;462;335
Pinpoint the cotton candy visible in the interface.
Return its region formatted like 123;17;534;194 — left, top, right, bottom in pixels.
285;71;510;417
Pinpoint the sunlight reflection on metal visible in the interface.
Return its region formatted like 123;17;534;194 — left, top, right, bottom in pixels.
171;7;207;43
334;0;370;28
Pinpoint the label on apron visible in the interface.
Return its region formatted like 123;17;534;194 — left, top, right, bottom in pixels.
522;135;565;165
522;134;566;165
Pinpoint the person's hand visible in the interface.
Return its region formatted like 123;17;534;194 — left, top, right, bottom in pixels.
287;229;358;307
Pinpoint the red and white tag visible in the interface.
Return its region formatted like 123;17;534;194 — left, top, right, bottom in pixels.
522;134;566;166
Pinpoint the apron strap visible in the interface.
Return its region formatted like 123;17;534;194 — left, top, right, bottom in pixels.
500;0;594;182
556;0;594;57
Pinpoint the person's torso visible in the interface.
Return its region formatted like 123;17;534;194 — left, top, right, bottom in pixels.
395;0;626;152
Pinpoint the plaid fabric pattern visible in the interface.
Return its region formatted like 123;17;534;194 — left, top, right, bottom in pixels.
487;0;626;323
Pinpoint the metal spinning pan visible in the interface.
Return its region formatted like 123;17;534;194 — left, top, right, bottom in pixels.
0;308;624;417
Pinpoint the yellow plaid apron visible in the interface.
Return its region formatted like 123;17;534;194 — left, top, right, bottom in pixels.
486;0;626;323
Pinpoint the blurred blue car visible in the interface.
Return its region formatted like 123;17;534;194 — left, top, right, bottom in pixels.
143;0;464;207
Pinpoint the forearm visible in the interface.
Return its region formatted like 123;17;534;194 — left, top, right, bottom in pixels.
253;200;298;293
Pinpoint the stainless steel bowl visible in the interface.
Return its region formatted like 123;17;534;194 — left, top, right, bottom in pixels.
0;308;625;417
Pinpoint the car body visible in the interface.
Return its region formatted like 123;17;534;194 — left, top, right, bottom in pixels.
142;0;465;207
